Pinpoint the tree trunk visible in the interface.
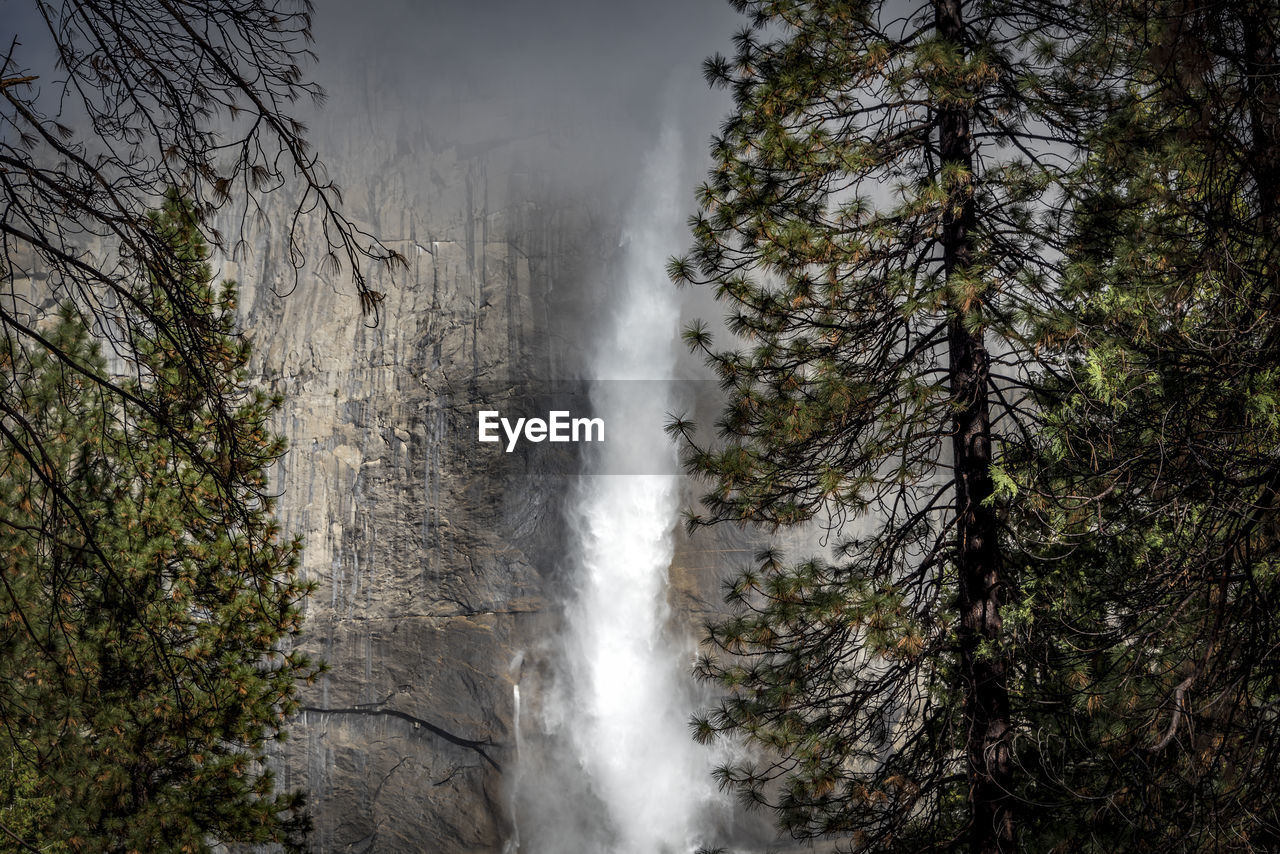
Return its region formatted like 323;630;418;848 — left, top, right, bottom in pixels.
935;0;1015;850
1245;0;1280;225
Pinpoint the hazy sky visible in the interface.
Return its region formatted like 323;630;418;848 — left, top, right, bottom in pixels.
2;0;743;303
301;0;742;195
310;0;737;119
2;0;741;161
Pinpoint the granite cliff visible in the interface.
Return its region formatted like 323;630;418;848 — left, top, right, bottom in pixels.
213;3;804;849
229;112;600;849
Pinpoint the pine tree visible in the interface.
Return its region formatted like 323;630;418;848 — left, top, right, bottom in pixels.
667;1;1080;850
1010;0;1280;848
0;192;318;853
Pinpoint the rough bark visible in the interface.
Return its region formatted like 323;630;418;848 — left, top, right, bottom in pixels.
935;0;1014;850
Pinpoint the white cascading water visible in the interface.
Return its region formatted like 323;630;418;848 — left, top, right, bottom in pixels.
558;120;717;853
502;682;522;854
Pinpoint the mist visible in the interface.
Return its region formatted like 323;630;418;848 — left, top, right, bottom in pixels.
293;4;753;850
302;0;738;208
3;1;771;850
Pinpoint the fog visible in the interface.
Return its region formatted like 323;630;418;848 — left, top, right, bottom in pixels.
304;0;738;205
2;2;768;850
299;4;753;850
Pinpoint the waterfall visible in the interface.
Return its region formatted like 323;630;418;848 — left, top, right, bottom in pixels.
508;119;719;854
503;682;522;854
563;120;713;854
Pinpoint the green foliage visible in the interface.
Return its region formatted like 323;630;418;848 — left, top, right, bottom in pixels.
0;740;64;853
675;0;1280;850
0;192;318;852
672;0;1081;850
1010;0;1280;849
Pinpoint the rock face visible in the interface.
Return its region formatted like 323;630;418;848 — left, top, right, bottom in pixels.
220;7;815;848
7;4;832;849
227;94;610;849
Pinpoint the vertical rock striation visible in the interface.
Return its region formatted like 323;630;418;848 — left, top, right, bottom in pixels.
229;89;603;849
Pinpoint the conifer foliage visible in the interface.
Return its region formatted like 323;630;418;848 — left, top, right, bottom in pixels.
675;0;1280;851
1011;0;1280;847
0;193;317;853
668;1;1075;850
1;1;401;629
